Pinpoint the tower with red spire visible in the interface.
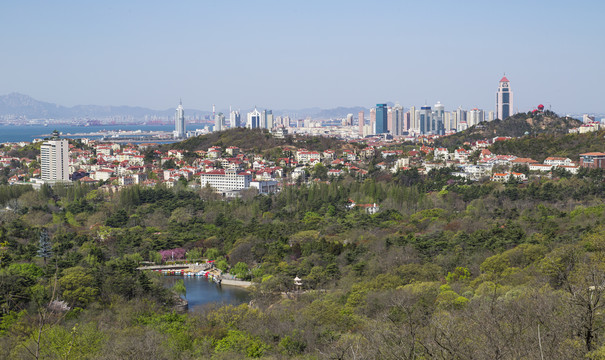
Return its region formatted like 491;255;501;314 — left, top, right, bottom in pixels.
496;75;513;120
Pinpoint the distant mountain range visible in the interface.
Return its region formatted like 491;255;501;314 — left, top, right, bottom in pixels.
0;93;210;120
0;93;371;120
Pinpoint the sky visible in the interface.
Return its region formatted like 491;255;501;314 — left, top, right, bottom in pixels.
1;0;604;114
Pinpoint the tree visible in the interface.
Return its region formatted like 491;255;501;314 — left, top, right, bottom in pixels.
37;229;52;265
172;279;187;299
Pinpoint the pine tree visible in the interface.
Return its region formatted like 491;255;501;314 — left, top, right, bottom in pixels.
37;228;52;265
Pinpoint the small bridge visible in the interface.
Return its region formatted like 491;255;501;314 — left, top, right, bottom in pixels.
136;263;212;272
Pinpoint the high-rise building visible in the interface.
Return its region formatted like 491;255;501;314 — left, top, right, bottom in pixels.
488;111;495;122
433;102;445;135
468;108;485;126
496;76;513;120
343;113;352;126
266;110;274;129
41;137;69;182
358;111;365;136
444;112;453;131
174;100;185;138
369;108;376;135
409;106;417;132
260;109;274;129
375;104;388;134
215;113;225;132
392;104;404;135
456;107;467;125
403;111;411;132
419;106;432;134
230;110;241;128
247;108;261;129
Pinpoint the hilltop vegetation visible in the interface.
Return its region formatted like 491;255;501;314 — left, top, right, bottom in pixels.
436;110;582;149
166;127;356;154
490;129;605;162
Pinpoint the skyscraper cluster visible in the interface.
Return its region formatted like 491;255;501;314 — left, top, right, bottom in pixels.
357;76;513;137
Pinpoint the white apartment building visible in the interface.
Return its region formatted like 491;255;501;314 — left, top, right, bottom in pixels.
40;139;69;182
296;150;321;165
200;169;253;193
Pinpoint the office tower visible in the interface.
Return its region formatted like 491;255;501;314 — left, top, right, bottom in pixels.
409;106;416;132
496;75;513;120
375;104;388;134
259;109;274;129
261;110;267;129
174;100;185;138
266;110;274;129
283;115;291;127
456;107;467;125
370;108;376;135
392;104;403;135
230;110;241;128
404;111;411;131
247;107;261;129
419;106;432;134
358;111;365;136
433;102;445;135
346;113;353;126
41;138;69;182
488;111;494;122
387;108;394;133
444;112;452;131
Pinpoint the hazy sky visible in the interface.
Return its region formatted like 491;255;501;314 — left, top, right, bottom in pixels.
1;0;603;114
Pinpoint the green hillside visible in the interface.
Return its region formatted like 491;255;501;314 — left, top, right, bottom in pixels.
165;127;353;154
489;129;605;161
436;111;582;149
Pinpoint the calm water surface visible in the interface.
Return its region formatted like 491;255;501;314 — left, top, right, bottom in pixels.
162;276;251;312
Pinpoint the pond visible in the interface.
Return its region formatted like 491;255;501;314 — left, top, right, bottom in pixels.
162;275;251;311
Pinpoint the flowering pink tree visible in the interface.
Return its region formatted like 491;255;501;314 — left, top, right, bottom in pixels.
159;248;186;262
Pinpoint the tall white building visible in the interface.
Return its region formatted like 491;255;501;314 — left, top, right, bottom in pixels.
174;100;186;138
230;110;241;128
456;107;467;126
409;106;417;132
247;107;261;129
496;76;513;120
214;113;225;132
41;139;69;182
445;112;454;131
468;108;485;126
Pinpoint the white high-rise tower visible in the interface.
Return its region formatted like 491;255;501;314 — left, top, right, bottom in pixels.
41;134;69;182
174;100;185;138
496;75;513;120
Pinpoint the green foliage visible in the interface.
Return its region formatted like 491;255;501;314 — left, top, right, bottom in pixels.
172;279;187;298
58;266;98;307
446;266;471;283
435;112;582;150
279;332;307;356
231;262;250;279
214;330;269;358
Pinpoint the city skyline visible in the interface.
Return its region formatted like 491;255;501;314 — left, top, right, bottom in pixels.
1;1;603;114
